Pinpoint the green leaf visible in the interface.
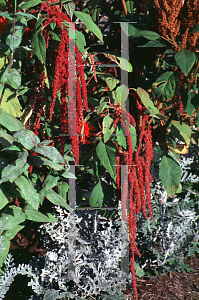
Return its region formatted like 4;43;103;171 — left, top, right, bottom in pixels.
74;11;103;43
63;1;75;20
0;188;9;210
0;109;24;131
5;19;27;51
4;224;25;240
137;87;150;109
0;205;26;231
13;129;40;150
28;155;64;171
102;114;115;143
88;97;99;107
57;181;69;199
32;29;46;63
0;157;29;184
134;30;160;40
105;77;119;91
89;179;104;208
96;141;116;178
24;205;57;223
174;49;196;76
118;57;133;72
112;84;128;107
14;176;40;210
170;121;191;145
152;72;176;101
159;155;181;195
4;69;21;90
75;30;86;55
0;238;10;270
116;125;127;149
32;145;65;164
189;24;199;34
0;88;23;118
96;102;110;115
44;174;59;189
20;0;43;9
40;188;72;211
126;0;134;13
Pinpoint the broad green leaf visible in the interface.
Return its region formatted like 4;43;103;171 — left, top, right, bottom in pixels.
75;11;103;43
40;188;71;211
174;49;196;76
134;30;160;40
118;57;133;72
32;145;65;164
182;91;199;116
116;125;127;149
102;114;115;143
75;30;86;54
148;100;165;118
170;121;191;145
96;141;116;178
112;84;128;107
89;179;104;208
3;69;21;89
4;224;25;240
88;97;99;107
189;24;199;34
126;0;134;13
15;176;40;210
137;87;150;109
0;238;10;270
0;88;23;118
21;0;43;9
0;205;26;231
0;11;13;20
63;1;75;20
0;188;9;210
32;29;46;63
137;38;166;47
24;205;57;223
5;19;27;51
13;129;40;150
44;174;59;189
0;109;24;131
105;77;119;91
60;170;76;179
28;155;64;171
152;72;176;101
159;155;181;195
96;102;110;115
128;24;140;37
57;181;69;199
3;145;21;152
0;158;29;184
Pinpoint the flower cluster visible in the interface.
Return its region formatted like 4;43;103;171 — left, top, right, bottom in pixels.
0;16;8;34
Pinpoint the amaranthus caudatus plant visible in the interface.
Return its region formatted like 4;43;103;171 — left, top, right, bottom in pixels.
1;0;199;299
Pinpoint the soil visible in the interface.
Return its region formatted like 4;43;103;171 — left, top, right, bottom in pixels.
3;221;199;300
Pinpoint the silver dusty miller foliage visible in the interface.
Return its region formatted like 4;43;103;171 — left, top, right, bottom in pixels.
136;152;199;273
0;207;129;300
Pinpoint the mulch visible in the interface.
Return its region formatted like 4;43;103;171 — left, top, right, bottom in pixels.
122;255;199;300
